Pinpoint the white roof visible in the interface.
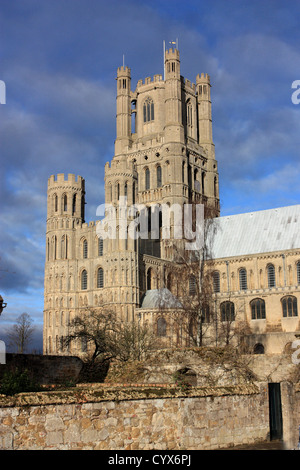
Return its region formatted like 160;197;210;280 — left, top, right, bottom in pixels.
207;204;300;259
140;288;182;309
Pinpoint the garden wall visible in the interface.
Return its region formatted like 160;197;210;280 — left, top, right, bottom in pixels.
0;382;279;450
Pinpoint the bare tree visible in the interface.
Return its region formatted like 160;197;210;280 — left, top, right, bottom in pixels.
114;320;156;362
64;308;118;364
64;307;156;364
167;206;219;347
6;313;35;353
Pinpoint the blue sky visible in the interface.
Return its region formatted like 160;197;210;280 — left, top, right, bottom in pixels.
1;0;300;348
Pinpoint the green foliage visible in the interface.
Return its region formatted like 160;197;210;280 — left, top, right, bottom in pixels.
0;368;42;396
172;371;192;392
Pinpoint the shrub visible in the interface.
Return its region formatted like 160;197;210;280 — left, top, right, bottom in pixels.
0;368;41;395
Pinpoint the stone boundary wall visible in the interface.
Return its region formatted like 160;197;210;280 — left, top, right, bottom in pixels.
0;383;273;450
0;354;83;385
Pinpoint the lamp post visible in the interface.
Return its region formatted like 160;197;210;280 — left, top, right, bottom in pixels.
0;296;7;315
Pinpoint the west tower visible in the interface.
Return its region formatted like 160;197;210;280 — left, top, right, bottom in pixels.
43;46;220;355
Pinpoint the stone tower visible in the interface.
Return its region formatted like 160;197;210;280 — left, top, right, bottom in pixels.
43;46;220;355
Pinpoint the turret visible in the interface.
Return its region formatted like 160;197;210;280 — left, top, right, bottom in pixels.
196;73;214;158
164;48;184;143
115;65;132;155
46;173;85;261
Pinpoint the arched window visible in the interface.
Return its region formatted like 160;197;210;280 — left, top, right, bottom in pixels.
132;182;136;204
239;268;247;291
250;298;266;320
53;193;58;212
186;99;192;127
98;237;103;256
116;183;120;201
202;304;210;323
220;301;235;322
97;268;104;288
72;194;76;215
147;268;152;290
282;295;298;317
201;172;205;194
81;270;88;290
145;167;150;190
267;264;276;288
156;165;162;188
124;182;128;198
194;169;200;192
212;271;220;293
157;317;167;337
189;275;196;296
63;194;68;212
61;235;68;260
143;97;154;123
83;239;88;259
254;343;265;354
182;161;185;183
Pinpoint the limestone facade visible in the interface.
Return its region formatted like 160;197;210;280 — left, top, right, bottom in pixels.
43;47;300;356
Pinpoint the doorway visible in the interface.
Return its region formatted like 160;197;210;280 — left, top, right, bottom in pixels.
268;383;283;441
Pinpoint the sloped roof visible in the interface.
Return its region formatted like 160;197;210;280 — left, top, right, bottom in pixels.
140;288;182;309
207;204;300;259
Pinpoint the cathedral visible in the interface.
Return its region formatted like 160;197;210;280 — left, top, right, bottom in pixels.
43;47;300;356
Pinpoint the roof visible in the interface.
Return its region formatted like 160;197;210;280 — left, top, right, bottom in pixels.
140;288;182;309
206;204;300;259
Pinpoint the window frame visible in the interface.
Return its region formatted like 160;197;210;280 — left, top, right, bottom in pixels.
220;301;235;322
250;298;266;320
282;295;298;317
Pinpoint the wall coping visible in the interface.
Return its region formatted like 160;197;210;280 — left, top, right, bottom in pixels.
0;383;260;408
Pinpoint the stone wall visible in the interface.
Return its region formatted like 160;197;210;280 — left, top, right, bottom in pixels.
0;354;83;385
0;383;273;450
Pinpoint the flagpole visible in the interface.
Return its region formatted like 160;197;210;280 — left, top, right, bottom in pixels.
163;40;165;80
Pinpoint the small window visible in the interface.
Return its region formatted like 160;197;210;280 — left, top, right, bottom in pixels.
97;268;104;289
212;271;220;293
98;237;103;256
220;301;235;322
83;239;88;259
145;167;150;190
239;268;247;291
189;275;196;296
250;298;266;320
63;194;68;212
187;100;192;127
267;264;276;288
157;165;162;188
282;295;298;317
254;343;265;354
81;270;88;290
54;194;58;212
147;268;152;290
157;317;167;337
143;97;154;123
297;261;300;285
72;194;76;215
202;304;210;323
